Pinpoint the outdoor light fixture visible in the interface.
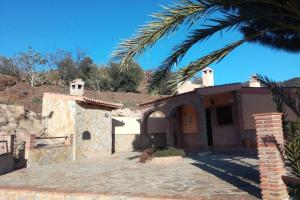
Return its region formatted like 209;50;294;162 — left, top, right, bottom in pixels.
105;113;109;117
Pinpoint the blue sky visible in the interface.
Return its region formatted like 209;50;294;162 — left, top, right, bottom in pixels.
0;0;299;85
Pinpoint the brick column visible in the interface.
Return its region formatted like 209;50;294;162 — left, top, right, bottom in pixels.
253;113;289;200
25;134;35;160
25;134;35;149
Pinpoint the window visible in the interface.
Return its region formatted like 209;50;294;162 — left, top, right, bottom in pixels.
216;105;233;125
82;131;91;140
78;85;82;89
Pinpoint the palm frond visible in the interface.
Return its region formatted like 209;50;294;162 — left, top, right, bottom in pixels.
148;13;247;90
112;0;215;68
147;39;244;94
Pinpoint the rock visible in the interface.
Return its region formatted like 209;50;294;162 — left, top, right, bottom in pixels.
139;148;155;163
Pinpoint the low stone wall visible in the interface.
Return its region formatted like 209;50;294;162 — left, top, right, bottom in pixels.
0;187;189;200
28;145;72;167
0;154;14;175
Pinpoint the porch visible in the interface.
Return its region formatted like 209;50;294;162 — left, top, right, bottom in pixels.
139;84;247;152
140;91;208;151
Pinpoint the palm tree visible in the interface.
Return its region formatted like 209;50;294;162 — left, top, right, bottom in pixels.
113;0;300;93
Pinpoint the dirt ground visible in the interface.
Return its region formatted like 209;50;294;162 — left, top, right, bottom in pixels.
0;81;161;113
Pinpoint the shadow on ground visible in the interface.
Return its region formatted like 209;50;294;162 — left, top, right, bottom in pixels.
189;152;261;199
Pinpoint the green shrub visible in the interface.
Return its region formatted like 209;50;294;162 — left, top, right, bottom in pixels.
154;147;185;157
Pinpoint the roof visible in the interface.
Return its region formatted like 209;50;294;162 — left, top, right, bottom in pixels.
43;93;123;110
139;83;243;107
70;79;85;85
139;82;300;108
201;66;213;71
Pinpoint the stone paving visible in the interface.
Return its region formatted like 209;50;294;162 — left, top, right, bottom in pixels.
0;152;261;199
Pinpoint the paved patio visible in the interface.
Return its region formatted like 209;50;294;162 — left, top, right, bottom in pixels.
0;152;261;199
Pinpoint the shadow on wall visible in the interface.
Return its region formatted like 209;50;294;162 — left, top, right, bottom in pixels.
129;118;168;150
112;118;167;153
189;153;261;199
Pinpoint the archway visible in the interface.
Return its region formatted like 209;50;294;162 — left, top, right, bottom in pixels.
167;104;201;151
141;110;168;149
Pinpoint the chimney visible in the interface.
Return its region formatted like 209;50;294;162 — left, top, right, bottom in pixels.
249;74;261;87
201;67;214;87
70;79;85;96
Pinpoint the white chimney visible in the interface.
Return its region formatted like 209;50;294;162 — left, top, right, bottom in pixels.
249;74;261;87
201;67;214;87
70;79;85;96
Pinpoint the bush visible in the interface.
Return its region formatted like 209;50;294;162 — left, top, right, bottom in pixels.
154;147;185;157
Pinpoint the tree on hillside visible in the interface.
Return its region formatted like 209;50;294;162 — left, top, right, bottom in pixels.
47;49;72;85
77;57;98;80
113;0;300;93
15;47;46;87
59;57;77;86
0;56;20;78
77;57;106;90
107;62;144;92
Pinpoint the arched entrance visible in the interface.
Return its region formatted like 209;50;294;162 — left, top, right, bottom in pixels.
140;91;208;151
141;110;168;149
167;104;202;151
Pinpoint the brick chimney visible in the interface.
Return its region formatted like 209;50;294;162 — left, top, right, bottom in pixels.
70;79;85;96
202;67;214;87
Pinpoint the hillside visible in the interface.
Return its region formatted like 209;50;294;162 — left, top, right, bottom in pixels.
283;77;300;87
0;75;161;113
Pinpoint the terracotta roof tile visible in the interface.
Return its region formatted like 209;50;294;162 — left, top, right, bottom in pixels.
81;97;123;109
43;93;123;109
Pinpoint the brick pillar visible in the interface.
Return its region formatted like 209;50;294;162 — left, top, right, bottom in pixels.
25;134;35;149
25;134;35;160
253;113;289;200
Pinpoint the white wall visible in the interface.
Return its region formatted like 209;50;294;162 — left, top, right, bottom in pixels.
112;117;167;135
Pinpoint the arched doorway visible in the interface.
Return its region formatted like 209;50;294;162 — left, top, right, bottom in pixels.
168;104;201;151
141;110;168;149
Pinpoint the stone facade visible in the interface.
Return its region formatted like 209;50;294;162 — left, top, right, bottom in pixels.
0;104;42;151
28;146;72;167
75;103;112;159
41;92;121;161
42;93;77;137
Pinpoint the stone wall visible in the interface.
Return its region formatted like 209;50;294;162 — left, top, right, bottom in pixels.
75;104;112;159
0;154;14;175
42;94;76;137
27;145;72;167
0;104;42;149
0;187;186;200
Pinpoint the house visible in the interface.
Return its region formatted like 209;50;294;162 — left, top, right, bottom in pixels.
139;68;297;152
42;79;123;160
